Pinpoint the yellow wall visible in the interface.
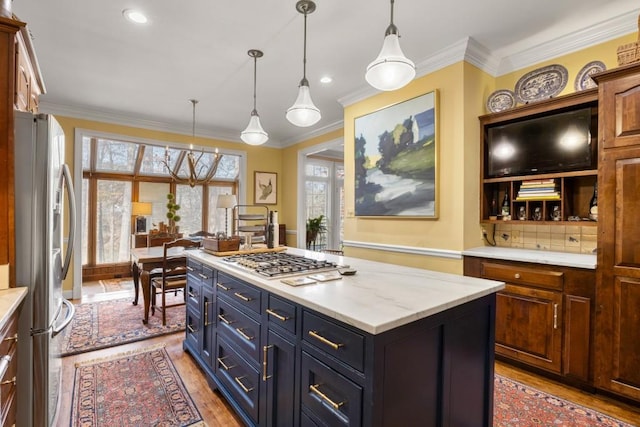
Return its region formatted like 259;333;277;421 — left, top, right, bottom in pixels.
55;115;283;290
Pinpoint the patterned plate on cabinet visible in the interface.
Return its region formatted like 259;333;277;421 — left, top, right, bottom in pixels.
486;89;516;113
514;64;569;104
574;60;606;91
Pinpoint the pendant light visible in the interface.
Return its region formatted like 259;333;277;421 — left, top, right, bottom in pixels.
365;0;415;91
286;0;321;128
241;49;269;146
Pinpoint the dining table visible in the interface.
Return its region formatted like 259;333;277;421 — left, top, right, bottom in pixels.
130;245;187;324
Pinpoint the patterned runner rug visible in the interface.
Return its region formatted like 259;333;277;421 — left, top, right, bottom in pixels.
71;344;203;427
60;296;185;356
99;278;133;293
494;375;637;426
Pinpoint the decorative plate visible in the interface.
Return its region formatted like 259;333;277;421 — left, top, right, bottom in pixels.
486;89;516;113
514;64;569;104
574;61;606;91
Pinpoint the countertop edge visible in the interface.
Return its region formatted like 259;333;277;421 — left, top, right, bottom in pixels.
0;287;28;331
462;246;597;269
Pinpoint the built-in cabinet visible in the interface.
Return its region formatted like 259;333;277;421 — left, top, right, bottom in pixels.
479;90;598;226
14;24;42;113
464;257;595;386
0;312;18;427
184;256;497;427
593;63;640;402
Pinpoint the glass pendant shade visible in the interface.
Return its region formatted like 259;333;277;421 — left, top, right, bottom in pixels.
241;112;268;146
286;83;321;127
366;33;415;91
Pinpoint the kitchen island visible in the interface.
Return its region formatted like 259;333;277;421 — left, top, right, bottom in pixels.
183;247;504;427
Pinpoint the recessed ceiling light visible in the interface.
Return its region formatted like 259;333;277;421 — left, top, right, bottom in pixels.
320;76;333;84
123;9;148;24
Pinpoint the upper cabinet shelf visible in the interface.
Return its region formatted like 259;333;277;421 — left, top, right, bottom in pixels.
479;89;599;225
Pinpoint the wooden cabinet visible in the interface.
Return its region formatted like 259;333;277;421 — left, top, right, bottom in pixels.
0;308;18;427
14;25;43;113
593;63;640;403
185;257;497;427
479;90;598;225
464;257;595;384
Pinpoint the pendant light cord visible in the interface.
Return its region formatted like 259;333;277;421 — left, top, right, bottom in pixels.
252;55;258;113
301;7;309;85
190;99;198;143
386;0;398;36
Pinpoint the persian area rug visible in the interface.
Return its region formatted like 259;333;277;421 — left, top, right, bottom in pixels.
60;296;185;356
71;344;203;427
494;375;637;426
99;278;133;293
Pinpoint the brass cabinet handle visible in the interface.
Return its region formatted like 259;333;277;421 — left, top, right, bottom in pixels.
266;308;289;322
188;291;196;298
217;356;235;371
262;345;273;381
187;324;197;333
309;384;344;410
236;327;254;341
234;376;254;393
0;355;10;381
198;273;208;280
514;273;521;279
234;292;251;302
553;303;558;329
2;334;17;343
308;330;343;350
204;301;211;326
216;282;230;291
218;314;234;325
1;376;15;386
186;266;195;272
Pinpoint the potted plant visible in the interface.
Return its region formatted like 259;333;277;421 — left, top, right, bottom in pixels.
306;215;326;249
166;193;181;234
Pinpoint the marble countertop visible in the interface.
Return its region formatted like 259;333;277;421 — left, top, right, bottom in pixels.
462;246;597;269
188;247;504;335
0;287;27;331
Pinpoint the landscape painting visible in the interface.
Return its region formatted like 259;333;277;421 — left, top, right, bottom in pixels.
354;91;438;217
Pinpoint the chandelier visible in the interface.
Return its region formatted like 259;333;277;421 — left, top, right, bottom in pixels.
161;99;223;188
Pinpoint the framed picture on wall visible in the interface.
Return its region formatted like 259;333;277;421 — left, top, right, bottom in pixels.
354;90;439;218
254;171;277;204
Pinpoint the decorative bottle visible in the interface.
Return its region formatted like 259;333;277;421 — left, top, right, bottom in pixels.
501;189;510;218
589;182;598;221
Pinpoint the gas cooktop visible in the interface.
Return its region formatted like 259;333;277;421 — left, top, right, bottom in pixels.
222;252;338;278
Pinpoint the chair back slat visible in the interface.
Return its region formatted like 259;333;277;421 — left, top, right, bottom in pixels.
161;238;201;280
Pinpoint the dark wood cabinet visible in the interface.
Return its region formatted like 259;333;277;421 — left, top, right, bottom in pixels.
464;257;595;384
593;63;640;403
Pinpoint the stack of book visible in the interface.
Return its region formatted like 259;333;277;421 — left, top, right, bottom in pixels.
516;179;560;200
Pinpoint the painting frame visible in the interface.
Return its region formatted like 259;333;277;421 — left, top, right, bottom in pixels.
354;90;439;218
254;171;277;205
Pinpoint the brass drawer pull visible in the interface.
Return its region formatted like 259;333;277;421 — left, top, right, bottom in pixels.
186;265;195;272
553;303;558;329
236;327;254;341
234;292;251;302
2;334;17;343
1;377;15;386
217;356;235;371
308;330;343;350
218;314;234;325
187;324;197;333
309;383;344;410
262;345;273;381
216;282;230;291
234;376;254;393
187;291;197;298
514;273;521;279
198;273;208;280
266;308;289;322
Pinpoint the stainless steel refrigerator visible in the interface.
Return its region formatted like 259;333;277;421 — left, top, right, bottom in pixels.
14;111;76;426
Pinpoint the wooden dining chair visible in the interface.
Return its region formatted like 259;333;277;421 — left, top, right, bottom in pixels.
150;238;200;325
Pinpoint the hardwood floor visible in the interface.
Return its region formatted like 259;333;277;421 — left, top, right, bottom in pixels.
61;282;640;426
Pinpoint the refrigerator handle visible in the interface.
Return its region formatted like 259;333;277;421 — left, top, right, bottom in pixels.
52;298;75;337
61;163;76;281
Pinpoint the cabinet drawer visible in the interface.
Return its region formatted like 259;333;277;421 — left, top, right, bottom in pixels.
301;352;362;427
186;258;202;275
199;265;215;287
216;273;262;315
302;311;364;372
266;294;296;335
185;308;201;349
481;262;564;290
215;336;259;424
0;316;17;426
186;279;201;313
217;298;261;363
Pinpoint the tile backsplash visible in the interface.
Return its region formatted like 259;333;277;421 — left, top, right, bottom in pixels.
489;223;597;254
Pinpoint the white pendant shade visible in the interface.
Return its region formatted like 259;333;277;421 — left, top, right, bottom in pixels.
241;113;268;146
365;33;415;91
286;84;321;127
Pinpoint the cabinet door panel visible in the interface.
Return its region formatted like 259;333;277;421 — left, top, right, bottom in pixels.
614;158;640;269
609;276;640;395
201;286;215;366
495;285;562;372
265;329;296;427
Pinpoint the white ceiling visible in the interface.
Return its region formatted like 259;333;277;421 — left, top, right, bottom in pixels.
12;0;640;148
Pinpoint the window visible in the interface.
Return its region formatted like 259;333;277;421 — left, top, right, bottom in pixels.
138;182;171;229
175;185;203;236
304;159;344;250
95;180;132;263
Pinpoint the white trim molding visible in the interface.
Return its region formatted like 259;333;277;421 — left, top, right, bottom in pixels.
343;240;462;260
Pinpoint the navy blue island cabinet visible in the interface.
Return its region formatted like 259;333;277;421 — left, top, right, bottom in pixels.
183;253;499;427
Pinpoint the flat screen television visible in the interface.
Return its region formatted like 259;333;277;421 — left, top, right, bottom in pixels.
486;107;597;178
